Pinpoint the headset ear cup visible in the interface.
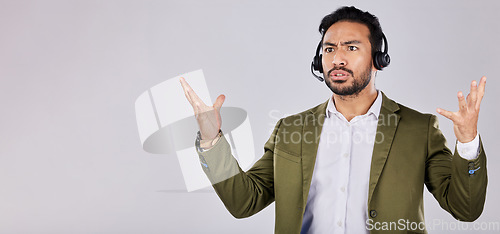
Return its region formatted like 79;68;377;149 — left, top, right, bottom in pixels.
313;54;323;73
382;53;390;68
374;51;390;70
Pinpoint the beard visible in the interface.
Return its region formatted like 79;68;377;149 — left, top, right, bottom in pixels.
325;64;372;97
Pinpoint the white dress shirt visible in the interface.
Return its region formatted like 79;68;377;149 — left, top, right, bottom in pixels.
300;91;480;234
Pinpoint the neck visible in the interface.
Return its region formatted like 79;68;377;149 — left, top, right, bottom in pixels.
332;85;378;122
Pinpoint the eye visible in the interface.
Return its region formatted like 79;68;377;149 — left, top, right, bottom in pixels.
348;46;358;51
325;47;334;53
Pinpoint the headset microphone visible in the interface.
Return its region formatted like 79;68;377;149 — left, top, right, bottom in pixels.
311;62;324;82
311;40;325;82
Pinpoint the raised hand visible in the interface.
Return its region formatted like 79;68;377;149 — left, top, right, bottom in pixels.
179;77;225;140
437;76;487;143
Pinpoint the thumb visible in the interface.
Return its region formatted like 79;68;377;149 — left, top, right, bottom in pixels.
436;108;455;121
214;94;225;111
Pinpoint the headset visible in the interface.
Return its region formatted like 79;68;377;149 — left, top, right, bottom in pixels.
311;33;390;82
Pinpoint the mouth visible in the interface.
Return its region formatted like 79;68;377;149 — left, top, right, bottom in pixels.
329;69;351;81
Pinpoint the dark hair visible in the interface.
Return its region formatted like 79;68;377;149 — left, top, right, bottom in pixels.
319;6;383;57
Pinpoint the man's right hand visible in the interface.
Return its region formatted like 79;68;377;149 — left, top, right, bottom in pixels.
179;77;225;141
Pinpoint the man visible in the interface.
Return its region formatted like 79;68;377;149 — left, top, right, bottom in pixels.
179;6;487;234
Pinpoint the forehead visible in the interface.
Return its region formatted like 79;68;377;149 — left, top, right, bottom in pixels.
323;21;371;43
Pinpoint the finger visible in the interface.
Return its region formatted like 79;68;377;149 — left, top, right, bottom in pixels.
179;77;194;104
436;108;455;121
179;77;204;105
476;76;487;110
468;80;478;109
457;91;466;112
213;94;226;111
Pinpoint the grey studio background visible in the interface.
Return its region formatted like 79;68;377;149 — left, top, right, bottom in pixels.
0;0;499;233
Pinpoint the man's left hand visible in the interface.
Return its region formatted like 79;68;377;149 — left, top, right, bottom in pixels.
437;76;487;143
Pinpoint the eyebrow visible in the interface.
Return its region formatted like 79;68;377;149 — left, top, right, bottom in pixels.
323;40;362;47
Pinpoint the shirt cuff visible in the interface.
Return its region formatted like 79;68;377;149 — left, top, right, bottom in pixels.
456;133;480;160
195;130;222;152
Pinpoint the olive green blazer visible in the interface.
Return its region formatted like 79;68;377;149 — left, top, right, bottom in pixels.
198;92;487;234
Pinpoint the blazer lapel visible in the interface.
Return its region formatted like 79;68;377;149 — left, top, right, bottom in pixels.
301;99;328;208
368;92;400;204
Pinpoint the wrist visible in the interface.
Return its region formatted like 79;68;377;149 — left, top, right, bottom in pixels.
458;131;477;143
200;130;220;142
200;135;221;149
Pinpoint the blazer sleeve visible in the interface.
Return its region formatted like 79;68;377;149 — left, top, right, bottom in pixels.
425;114;487;222
196;119;283;218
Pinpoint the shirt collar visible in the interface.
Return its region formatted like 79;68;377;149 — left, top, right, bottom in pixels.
325;90;383;120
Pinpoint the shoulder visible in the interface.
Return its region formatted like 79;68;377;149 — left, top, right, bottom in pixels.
384;96;435;128
279;100;329;126
397;103;432;119
267;101;327;153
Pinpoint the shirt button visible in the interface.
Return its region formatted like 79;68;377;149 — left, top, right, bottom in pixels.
370;210;377;218
337;220;343;227
343;153;349;158
340;186;346;192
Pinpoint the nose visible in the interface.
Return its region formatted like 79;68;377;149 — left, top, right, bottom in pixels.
332;51;346;67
